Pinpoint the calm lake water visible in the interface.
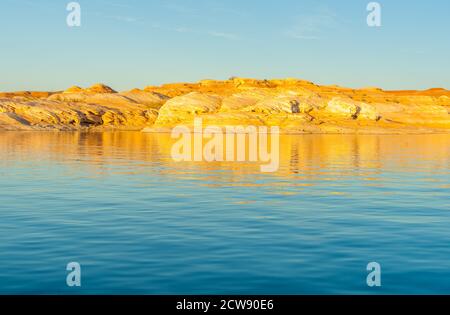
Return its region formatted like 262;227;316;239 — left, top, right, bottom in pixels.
0;132;449;294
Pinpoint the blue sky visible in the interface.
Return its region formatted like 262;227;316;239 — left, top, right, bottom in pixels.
1;0;449;91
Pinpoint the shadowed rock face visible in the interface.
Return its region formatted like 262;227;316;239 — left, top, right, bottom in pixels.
1;79;449;133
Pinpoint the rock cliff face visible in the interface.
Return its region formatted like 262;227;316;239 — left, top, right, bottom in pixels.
0;84;167;131
1;79;449;133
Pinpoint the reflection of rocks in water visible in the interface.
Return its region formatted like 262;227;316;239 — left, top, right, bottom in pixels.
1;132;449;183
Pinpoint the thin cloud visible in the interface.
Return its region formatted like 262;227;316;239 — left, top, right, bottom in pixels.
4;0;38;6
174;27;192;33
107;16;139;23
154;24;240;41
163;2;198;15
285;7;337;40
94;1;139;24
288;34;320;40
207;31;239;41
205;3;248;18
108;2;133;9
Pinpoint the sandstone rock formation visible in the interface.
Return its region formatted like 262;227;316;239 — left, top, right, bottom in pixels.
0;79;449;133
0;84;166;131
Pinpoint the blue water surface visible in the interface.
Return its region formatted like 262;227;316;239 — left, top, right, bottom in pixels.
0;132;449;294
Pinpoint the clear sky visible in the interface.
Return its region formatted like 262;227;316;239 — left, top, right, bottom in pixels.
1;0;449;91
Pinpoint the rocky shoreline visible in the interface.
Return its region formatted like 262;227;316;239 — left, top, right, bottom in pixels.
1;78;449;133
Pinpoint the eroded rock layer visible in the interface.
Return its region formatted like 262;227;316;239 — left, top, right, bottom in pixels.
1;79;449;133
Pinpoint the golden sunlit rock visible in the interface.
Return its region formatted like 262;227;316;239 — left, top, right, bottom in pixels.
0;78;449;132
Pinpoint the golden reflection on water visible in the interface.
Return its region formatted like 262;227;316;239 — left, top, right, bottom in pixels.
0;132;449;183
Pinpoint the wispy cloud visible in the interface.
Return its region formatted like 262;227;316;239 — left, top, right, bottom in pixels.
163;2;199;15
108;2;133;9
152;24;240;41
207;31;239;41
107;15;139;23
94;1;139;24
153;1;241;40
174;27;192;33
205;2;248;18
285;6;337;40
5;0;38;7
